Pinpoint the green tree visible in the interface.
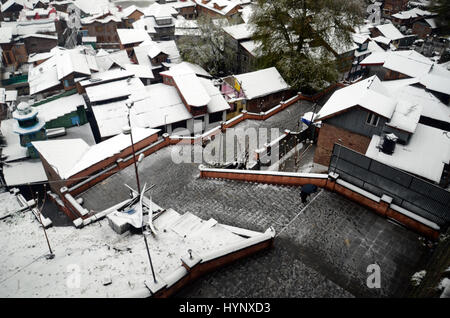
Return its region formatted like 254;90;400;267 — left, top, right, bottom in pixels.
177;16;240;77
250;0;365;93
429;0;450;35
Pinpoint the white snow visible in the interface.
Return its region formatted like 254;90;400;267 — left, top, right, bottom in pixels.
32;127;160;179
234;67;290;100
383;79;450;123
365;124;450;184
172;71;211;107
317;76;397;120
386;100;422;133
35;94;86;123
117;28;152;46
0;199;269;298
375;23;404;41
2;159;48;186
223;23;254;40
419;64;450;96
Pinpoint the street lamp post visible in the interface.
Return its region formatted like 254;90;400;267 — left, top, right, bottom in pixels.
124;101;157;284
125;102;141;194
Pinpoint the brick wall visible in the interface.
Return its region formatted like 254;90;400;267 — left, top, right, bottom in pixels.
313;123;371;166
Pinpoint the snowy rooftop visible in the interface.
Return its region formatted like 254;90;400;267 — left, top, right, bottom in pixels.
386;100;422;134
95;50;131;72
32;127;159;180
85;77;144;103
366;124;450;183
2;159;47;187
124;64;155;80
240;40;261;57
374;23;404;41
223;23;254;40
117;28;152;46
419;64;450;96
0;202;271;297
383;79;450;123
79;69;134;87
171;70;211;107
93;84;190;138
392;7;432;20
143;2;178;19
361;50;434;79
382;50;433;79
317;76;397;120
35;94;86;123
234;67;290;100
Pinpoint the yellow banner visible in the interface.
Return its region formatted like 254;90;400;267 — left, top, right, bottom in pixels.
234;78;241;92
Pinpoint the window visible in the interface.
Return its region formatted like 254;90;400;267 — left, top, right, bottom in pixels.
366;113;379;127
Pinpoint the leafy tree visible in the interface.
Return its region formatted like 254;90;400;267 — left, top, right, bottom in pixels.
429;0;450;35
177;16;239;77
250;0;365;93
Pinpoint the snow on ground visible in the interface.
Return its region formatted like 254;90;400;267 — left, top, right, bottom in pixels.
0;205;247;297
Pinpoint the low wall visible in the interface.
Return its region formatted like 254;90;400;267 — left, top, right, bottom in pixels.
199;167;440;240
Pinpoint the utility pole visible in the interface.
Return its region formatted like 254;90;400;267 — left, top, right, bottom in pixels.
30;185;54;259
124;101;157;283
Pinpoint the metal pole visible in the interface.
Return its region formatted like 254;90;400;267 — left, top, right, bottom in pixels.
127;108;141;194
143;233;157;283
126;102;156;283
30;186;54;258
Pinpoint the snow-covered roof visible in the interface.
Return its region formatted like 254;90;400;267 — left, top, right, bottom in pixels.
373;36;391;46
424;18;437;29
317;76;397;120
240;40;261;57
0;27;13;44
166;61;212;78
35;93;86;123
85;76;144;103
382;50;433;79
194;0;241;16
234;67;290;100
92;84;187;137
55;50;94;80
374;23;404;41
27;46;66;63
117;28;152;45
121;4;143;18
419;64;450;96
32;127;159;179
361;50;434;78
28;56;60;95
95;49;131;72
0;200;270;297
385;100;422;133
366;124;450;183
132;16;157;34
143;2;178;19
124;63;155;79
359;51;388;65
79;68;134;87
392;7;432;20
199;77;231;113
223;23;253;40
173;71;211;107
73;0;111;15
2;159;47;186
383;79;450;124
